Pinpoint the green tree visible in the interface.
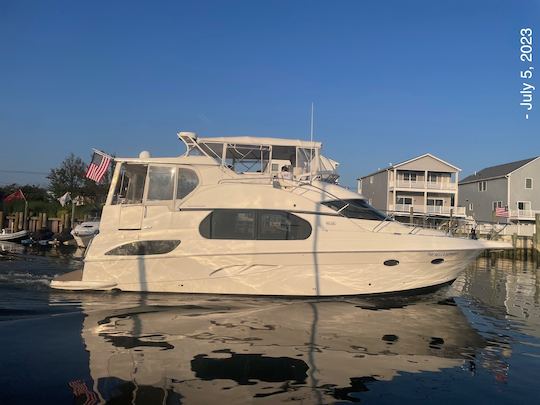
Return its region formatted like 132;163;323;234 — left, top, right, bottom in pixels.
47;153;112;205
47;153;87;198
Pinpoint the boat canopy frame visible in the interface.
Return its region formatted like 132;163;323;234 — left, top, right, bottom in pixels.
178;131;325;179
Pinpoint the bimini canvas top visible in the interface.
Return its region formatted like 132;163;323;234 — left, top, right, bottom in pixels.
197;136;322;149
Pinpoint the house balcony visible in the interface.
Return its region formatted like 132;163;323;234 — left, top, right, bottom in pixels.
389;180;458;191
389;204;466;217
508;209;540;220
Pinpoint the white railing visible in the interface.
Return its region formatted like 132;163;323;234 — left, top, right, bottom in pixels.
426;181;457;190
389;180;457;190
392;203;414;212
389;205;466;216
508;209;540;219
395;180;424;188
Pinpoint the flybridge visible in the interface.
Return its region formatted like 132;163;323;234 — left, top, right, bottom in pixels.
178;131;339;182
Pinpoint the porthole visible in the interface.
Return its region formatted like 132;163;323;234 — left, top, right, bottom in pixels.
383;259;399;266
431;258;445;265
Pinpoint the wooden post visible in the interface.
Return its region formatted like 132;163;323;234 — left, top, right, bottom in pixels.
409;206;414;225
42;213;48;230
512;233;517;260
449;208;454;235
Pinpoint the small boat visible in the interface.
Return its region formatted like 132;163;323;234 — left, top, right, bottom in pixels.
0;229;29;243
21;229;54;248
71;221;100;248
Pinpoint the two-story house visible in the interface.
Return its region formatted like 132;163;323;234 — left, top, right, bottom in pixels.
458;157;540;223
358;153;465;220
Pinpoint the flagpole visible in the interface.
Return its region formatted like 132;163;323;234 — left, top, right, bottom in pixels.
21;189;28;231
71;199;76;230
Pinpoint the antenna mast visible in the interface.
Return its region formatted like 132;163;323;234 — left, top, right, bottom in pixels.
309;102;314;183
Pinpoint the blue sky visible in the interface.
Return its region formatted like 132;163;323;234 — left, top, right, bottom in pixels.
1;0;539;188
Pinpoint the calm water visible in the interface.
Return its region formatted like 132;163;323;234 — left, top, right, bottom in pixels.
1;243;540;404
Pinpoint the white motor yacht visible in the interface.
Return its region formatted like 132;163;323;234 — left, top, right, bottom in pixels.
51;132;509;295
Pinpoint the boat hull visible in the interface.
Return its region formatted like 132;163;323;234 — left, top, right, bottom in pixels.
0;230;29;243
50;249;482;296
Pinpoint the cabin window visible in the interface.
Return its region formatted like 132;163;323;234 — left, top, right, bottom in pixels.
105;240;181;256
177;168;199;199
322;199;388;221
199;210;312;240
525;178;533;189
147;166;175;201
224;144;270;174
297;148;316;174
200;210;256;239
258;211;312;240
112;163;148;205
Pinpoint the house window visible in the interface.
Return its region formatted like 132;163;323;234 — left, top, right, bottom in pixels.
468;203;474;211
492;201;503;210
369;176;374;184
403;172;417;182
397;197;413;205
478;181;487;192
517;201;531;210
525;178;533;189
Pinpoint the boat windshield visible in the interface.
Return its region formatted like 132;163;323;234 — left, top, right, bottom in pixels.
322;199;390;221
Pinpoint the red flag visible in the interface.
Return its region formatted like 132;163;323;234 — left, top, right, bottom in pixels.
3;189;26;203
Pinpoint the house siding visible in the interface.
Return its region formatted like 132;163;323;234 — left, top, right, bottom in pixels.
508;158;540;212
458;177;508;222
360;170;388;211
398;155;457;173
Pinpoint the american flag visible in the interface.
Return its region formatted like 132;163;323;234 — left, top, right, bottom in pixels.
495;207;509;217
68;379;99;405
85;150;112;183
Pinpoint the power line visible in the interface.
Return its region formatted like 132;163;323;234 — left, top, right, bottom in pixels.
0;169;48;175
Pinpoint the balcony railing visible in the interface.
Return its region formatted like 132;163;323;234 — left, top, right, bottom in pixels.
389;204;466;216
508;209;540;220
389;180;457;191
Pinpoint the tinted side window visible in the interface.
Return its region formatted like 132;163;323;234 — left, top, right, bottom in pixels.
147;166;175;201
177;168;199;199
258;211;311;240
200;210;256;240
105;240;181;256
200;210;311;240
322;199;388;221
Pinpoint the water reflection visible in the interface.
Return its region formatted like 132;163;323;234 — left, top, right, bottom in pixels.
73;295;485;403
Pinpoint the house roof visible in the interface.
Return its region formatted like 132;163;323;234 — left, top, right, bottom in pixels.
358;153;460;180
459;157;539;184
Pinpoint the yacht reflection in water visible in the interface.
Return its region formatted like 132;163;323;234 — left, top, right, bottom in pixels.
74;295;485;403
